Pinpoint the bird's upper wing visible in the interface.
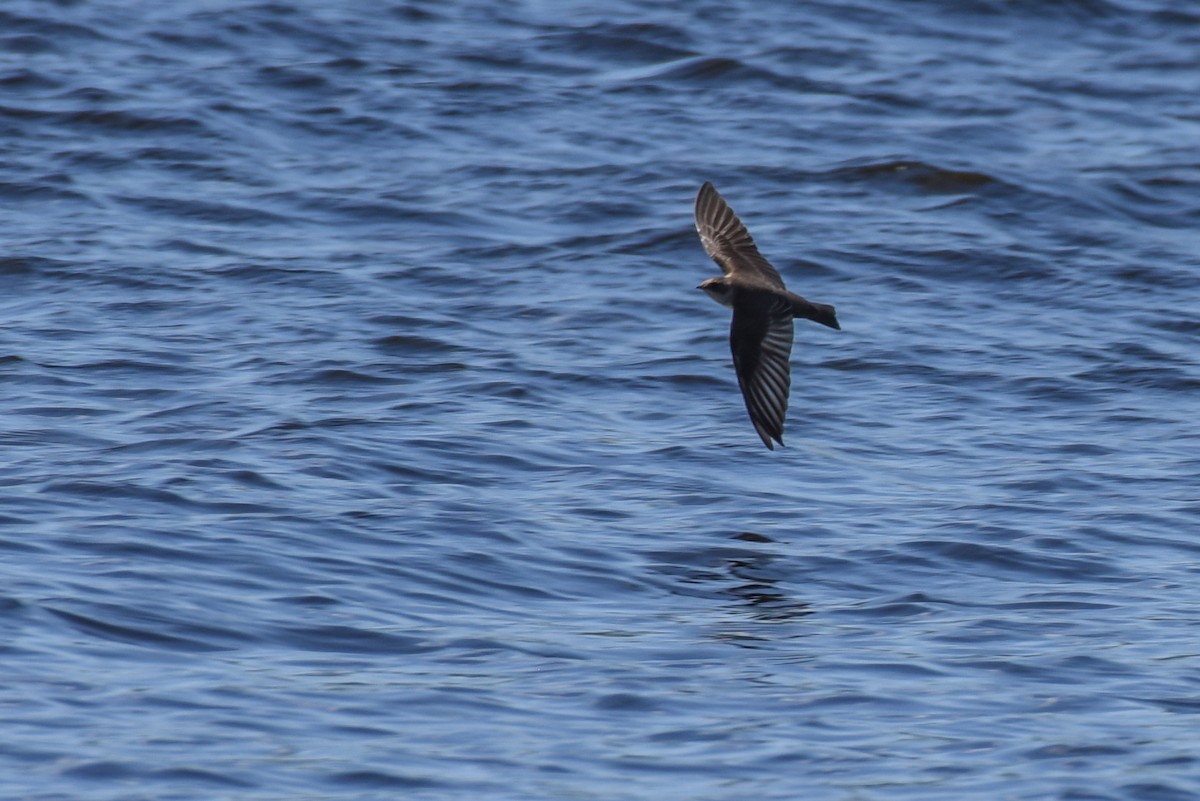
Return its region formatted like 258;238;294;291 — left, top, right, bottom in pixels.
730;294;794;450
695;181;784;288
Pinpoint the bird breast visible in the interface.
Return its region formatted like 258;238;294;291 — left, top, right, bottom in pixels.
702;285;735;308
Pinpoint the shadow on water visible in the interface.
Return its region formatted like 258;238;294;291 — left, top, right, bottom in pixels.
645;531;813;627
724;532;814;623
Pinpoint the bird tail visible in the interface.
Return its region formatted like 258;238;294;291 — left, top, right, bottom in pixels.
800;301;840;331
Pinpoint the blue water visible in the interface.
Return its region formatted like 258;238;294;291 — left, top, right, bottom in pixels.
2;1;1199;799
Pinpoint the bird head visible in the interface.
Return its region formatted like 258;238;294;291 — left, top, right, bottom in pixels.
697;277;733;308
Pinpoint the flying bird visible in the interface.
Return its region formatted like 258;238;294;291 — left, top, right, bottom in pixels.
694;181;840;450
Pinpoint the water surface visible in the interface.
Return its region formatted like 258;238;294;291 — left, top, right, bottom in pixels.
2;1;1199;799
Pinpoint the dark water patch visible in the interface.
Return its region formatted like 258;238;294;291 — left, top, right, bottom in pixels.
595;692;659;712
1076;364;1200;392
1108;259;1199;291
0;424;114;448
293;193;424;225
45;607;241;652
831;159;1000;194
929;0;1125;18
387;3;442;23
255;64;331;91
0;536;43;552
1025;743;1129;760
0;179;88;202
159;237;238;256
61;760;139;780
1093;177;1200;230
616;55;766;86
1006;374;1096;405
907;538;1119;581
12;404;116;419
1054;441;1115;457
271;624;437;655
373;333;468;355
277;367;399;386
151;767;255;788
57;86;123;105
38;479;274;516
437;240;557;265
63;108;212;136
1117;782;1198;801
1142;697;1200;714
0;256;72;275
148;25;234;51
329;770;441;789
204;262;351;291
274;593;341;607
134;145;220;164
0;595;29;615
347;199;486;232
544;22;695;66
0;12;106;44
116;194;292;226
46;358;202;376
373;459;489;486
2;34;55;54
0;67;61;90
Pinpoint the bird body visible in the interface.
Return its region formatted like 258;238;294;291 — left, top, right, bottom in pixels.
694;182;840;450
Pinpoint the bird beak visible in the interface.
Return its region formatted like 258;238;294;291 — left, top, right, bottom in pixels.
696;284;705;290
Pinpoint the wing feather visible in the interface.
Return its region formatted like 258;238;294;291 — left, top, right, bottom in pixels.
695;181;785;287
730;297;794;449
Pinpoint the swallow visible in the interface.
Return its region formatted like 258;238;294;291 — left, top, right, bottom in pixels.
695;181;840;449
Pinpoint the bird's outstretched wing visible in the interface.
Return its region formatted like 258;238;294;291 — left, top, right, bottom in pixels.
695;181;784;288
730;295;794;449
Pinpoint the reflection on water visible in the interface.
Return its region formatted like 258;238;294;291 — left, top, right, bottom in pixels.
649;532;814;628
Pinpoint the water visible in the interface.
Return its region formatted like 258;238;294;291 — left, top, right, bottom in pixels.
2;1;1199;799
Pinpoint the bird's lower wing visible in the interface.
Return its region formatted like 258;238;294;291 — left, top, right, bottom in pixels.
730;300;794;449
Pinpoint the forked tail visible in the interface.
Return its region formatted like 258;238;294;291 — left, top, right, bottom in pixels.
800;301;840;331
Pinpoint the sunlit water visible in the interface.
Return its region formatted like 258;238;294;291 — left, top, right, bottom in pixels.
2;1;1199;799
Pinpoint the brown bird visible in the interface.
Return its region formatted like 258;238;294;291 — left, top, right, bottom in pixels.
695;181;840;449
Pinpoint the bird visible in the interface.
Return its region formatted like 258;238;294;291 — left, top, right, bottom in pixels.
694;181;840;450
